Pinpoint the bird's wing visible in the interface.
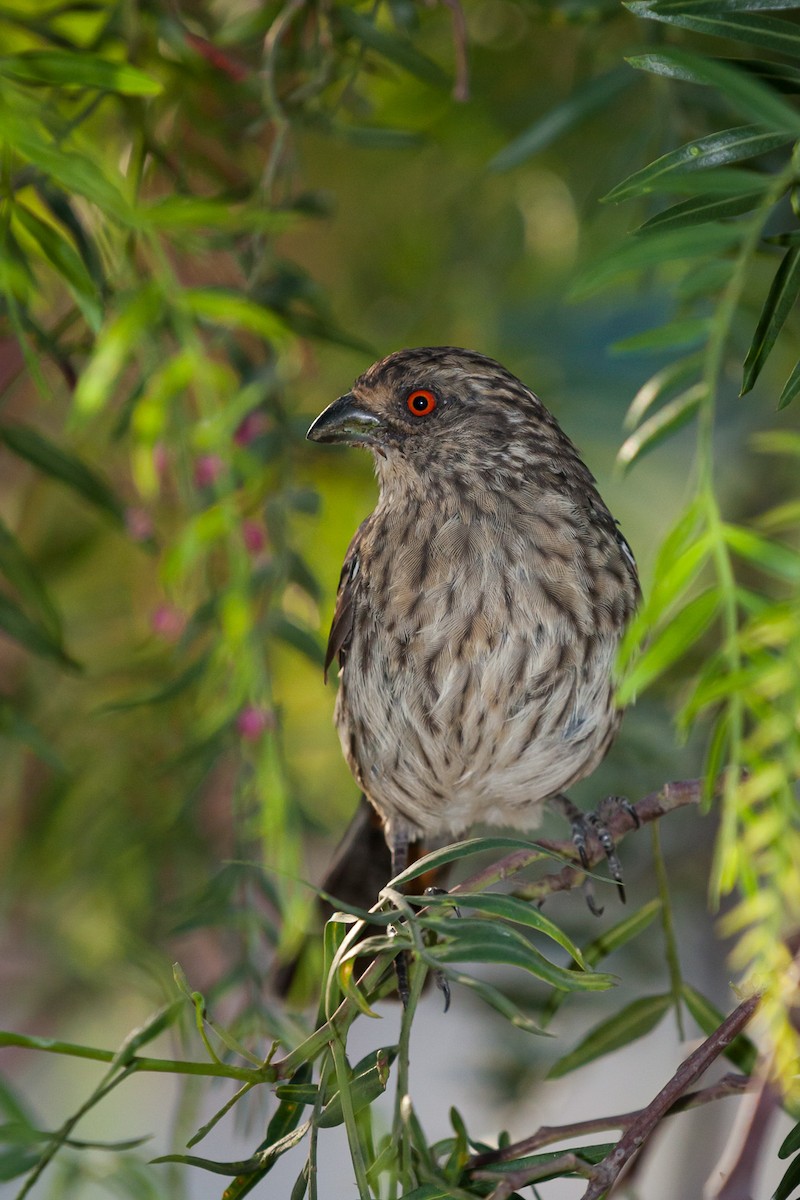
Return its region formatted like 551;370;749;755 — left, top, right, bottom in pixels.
324;519;368;683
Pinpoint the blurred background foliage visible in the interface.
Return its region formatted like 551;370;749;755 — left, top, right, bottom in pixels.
0;0;799;1195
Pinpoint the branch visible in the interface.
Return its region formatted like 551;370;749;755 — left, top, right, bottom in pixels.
580;992;761;1200
469;1073;755;1168
450;777;709;902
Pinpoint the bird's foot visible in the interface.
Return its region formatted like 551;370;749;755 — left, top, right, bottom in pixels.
424;886;458;1012
551;793;638;914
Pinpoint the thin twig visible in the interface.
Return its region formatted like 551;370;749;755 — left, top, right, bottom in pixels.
451;777;709;902
579;992;761;1200
468;1073;754;1169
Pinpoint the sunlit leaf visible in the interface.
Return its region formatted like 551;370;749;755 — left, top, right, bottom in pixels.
617;383;707;469
0;51;162;94
489;66;633;171
741;246;800;394
75;287;164;414
180;289;289;342
617;588;720;703
723;523;800;580
391;836;560;888
624;354;703;428
547;994;671;1078
12;203;101;330
625;48;800;132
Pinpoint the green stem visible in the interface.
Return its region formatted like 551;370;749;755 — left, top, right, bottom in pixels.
0;1030;268;1083
651;821;685;1039
329;1034;373;1200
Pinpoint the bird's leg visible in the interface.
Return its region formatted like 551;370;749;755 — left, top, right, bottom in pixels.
550;792;638;912
389;827;411;1007
423;886;457;1012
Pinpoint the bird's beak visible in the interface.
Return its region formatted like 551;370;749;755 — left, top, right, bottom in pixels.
306;392;381;446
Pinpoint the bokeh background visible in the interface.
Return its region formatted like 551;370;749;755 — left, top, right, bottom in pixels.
1;0;798;1196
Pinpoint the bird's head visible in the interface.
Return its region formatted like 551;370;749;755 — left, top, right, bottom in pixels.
306;346;582;501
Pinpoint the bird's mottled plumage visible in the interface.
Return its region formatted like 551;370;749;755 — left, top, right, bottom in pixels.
307;346;640;880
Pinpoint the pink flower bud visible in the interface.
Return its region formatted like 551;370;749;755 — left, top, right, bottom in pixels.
125;507;154;542
234;411;269;447
242;519;266;555
193;454;224;488
236;706;275;741
151;604;186;641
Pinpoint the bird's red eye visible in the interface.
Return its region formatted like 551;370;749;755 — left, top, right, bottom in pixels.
407;389;437;417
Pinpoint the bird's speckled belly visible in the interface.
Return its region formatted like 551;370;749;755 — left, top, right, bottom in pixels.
335;608;620;840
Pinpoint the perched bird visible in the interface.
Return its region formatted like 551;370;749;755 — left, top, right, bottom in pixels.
306;347;640;930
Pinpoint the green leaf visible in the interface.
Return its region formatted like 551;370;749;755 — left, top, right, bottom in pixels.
391;835;559;887
489;67;634;171
624;354;704;428
628;4;800;58
333;7;449;88
681;983;758;1073
413;891;589;968
617;588;720;703
774;1155;800;1200
639;189;767;232
604;125;791;203
179;288;289;342
0;51;162;95
317;1046;397;1128
431;970;548;1034
723;523;800;580
75;287;164;415
0;109;133;223
573;225;744;298
676;259;735;299
642;0;800;11
0;424;123;523
12;203;101;329
547;993;672;1078
778;1122;800;1160
611;317;710;355
778;359;800;408
625;48;800;132
268;613;324;666
0;591;77;667
741;246;800;393
422;918;617;991
617;383;707;470
0;516;61;640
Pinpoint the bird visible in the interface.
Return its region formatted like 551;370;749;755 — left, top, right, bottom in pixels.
305;346;640;989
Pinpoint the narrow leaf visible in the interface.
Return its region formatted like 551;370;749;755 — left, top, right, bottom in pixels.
617;383;707;470
741;246;800;393
639;189;767;232
604;125;789;203
627;6;800;60
0;51;162;95
625;48;800;132
489;67;633;171
573;225;743;299
0;516;61;639
612;317;710;355
617;588;720;703
334;7;449;87
778;359;800;408
681;983;758;1072
547;994;671;1078
0;591;77;667
624;354;703;429
413;891;589;967
723;523;800;580
317;1046;397;1128
0;424;123;522
422;918;616;991
434;970;548;1033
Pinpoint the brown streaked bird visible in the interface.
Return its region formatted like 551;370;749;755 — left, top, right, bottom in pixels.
306;347;640;936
